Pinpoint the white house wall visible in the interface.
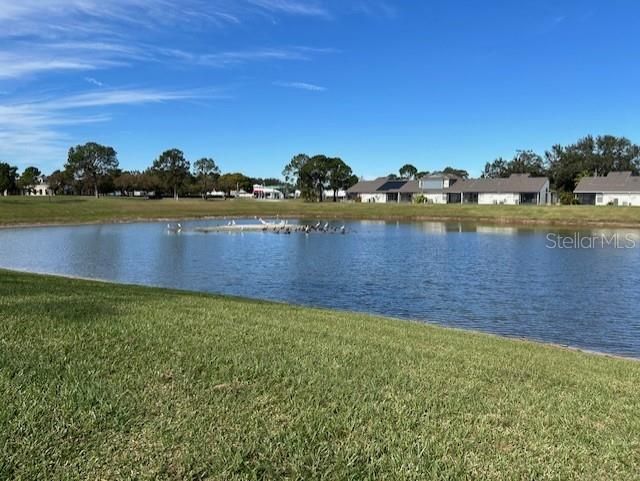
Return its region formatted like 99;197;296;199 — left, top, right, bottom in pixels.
423;193;447;204
360;193;387;203
598;193;640;206
477;193;520;205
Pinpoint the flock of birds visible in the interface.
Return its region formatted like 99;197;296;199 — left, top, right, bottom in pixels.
167;219;347;235
256;218;346;235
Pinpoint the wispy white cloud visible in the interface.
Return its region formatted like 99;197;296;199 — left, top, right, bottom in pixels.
350;1;397;18
0;0;329;38
84;77;105;87
0;0;343;168
274;81;326;91
247;0;328;17
158;46;329;68
0;88;210;169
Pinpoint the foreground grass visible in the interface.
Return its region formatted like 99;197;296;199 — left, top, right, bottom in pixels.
2;196;640;228
1;270;639;480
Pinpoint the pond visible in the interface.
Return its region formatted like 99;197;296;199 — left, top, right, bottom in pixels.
1;219;639;358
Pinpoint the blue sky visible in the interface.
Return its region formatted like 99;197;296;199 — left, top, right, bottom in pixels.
1;0;639;178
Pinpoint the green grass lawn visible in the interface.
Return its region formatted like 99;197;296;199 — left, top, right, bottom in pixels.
1;269;639;480
2;196;640;228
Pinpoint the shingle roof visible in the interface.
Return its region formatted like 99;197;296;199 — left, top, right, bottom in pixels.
347;178;422;194
446;174;548;194
574;171;640;193
346;177;388;194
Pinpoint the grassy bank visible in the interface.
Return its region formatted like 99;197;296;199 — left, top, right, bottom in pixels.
2;196;640;228
1;270;639;480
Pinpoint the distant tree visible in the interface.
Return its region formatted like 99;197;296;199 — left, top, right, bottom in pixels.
482;151;545;179
217;173;252;197
18;166;42;193
65;142;119;198
327;157;356;202
387;173;399;180
299;155;331;202
416;171;430;179
442;166;470;179
546;135;640;192
482;157;508;179
282;153;310;189
399;164;418;179
48;170;73;195
193;158;221;199
152;149;190;200
0;162;18;195
114;171;142;196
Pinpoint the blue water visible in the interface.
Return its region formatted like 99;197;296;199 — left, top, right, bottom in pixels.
1;219;639;358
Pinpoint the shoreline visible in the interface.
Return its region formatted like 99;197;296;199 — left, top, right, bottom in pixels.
3;267;637;364
4;213;640;231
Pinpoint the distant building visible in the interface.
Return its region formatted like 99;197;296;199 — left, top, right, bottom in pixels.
253;184;284;200
574;171;640;206
27;175;52;196
347;173;550;205
293;189;349;201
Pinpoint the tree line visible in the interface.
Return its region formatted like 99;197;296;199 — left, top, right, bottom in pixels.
1;143;285;199
3;134;639;201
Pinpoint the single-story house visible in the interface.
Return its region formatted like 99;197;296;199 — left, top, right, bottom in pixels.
574;171;640;206
348;173;550;205
445;174;550;205
347;178;417;203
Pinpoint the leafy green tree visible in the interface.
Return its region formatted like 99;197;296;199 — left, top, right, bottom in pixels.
442;167;470;179
482;151;545;179
0;162;18;195
152;149;190;200
399;164;418;179
546;135;640;192
327;157;356;202
114;171;143;196
18;166;42;193
48;170;73;195
65;142;119;198
193;158;221;199
217;173;252;197
282;154;310;188
299;155;332;202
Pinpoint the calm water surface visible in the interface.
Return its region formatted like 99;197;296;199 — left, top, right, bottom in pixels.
1;219;639;358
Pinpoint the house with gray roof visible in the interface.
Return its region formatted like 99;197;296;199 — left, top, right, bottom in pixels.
445;174;550;205
574;171;640;206
347;175;455;203
348;173;550;205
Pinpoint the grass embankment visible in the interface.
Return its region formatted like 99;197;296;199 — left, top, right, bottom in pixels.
2;196;640;228
1;270;639;480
